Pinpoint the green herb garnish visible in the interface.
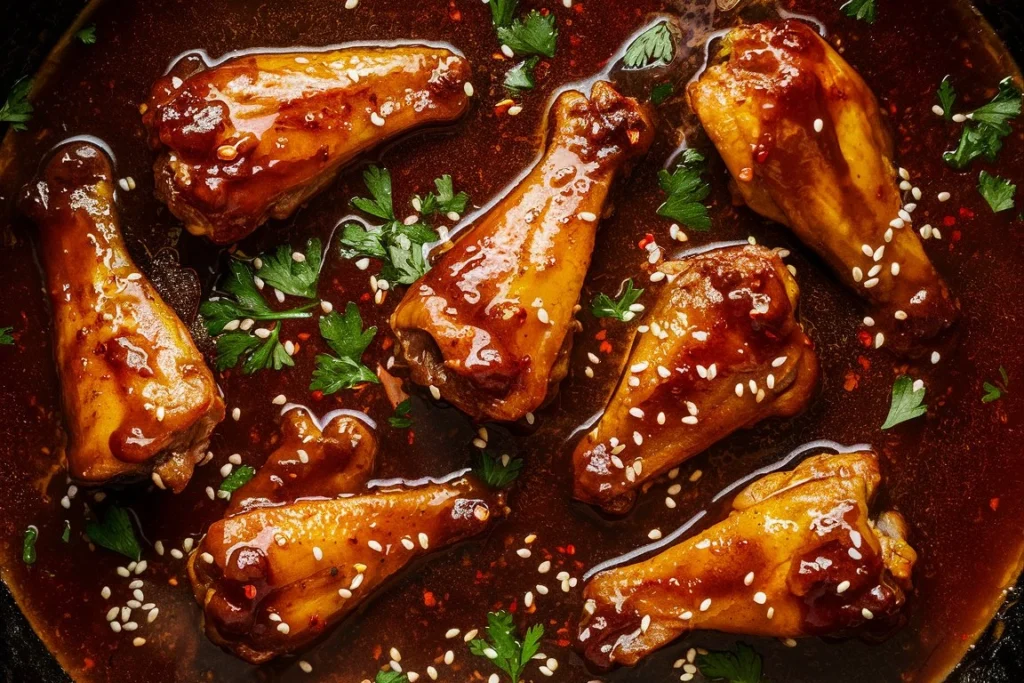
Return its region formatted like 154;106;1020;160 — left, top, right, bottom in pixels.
697;643;763;683
468;611;543;683
651;82;674;106
841;0;877;24
220;465;256;493
592;279;644;322
982;366;1009;403
61;521;71;544
623;22;674;69
375;672;409;683
23;526;38;565
937;77;956;120
488;0;518;28
944;77;1023;169
881;375;927;430
497;10;558;58
86;505;141;561
657;148;712;230
978;171;1017;213
214;323;295;374
200;259;316;335
388;399;414;429
0;78;33;132
310;303;379;395
415;175;470;218
76;25;97;45
254;238;323;298
0;326;13;345
504;57;540;92
475;451;523;489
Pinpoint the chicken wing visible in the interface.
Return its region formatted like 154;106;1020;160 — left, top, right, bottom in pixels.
577;450;917;669
390;81;654;422
189;475;502;663
226;406;377;515
20;142;224;492
573;245;819;514
688;20;958;352
143;46;472;244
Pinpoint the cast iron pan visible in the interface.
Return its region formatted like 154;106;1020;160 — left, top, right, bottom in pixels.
1;1;1022;681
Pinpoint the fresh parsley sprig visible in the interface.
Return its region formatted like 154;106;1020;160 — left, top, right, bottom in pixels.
255;238;323;298
22;526;38;565
214;323;295;374
943;77;1023;169
623;22;674;69
978;171;1017;213
86;505;141;561
220;465;256;493
415;175;469;218
937;77;956;120
651;82;674;106
310;302;380;395
658;149;712;230
475;451;523;489
375;672;409;683
505;57;540;92
881;375;927;430
697;643;764;683
498;11;558;58
468;611;544;683
200;259;316;335
488;0;518;28
983;366;1010;403
0;326;13;345
76;25;97;45
388;399;414;429
841;0;877;24
0;77;33;132
592;279;644;322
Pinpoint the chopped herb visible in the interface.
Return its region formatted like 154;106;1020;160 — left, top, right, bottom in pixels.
841;0;877;24
497;10;558;58
254;238;323;298
592;279;644;322
944;77;1023;169
200;259;316;335
937;77;956;120
415;175;470;218
623;22;674;69
488;0;518;28
310;302;380;395
978;171;1017;213
651;82;674;105
0;77;33;132
475;451;523;489
388;399;414;429
881;375;927;430
86;505;141;561
220;465;256;493
697;643;763;683
0;326;13;345
352;165;397;221
76;25;97;44
982;366;1010;403
375;672;409;683
657;148;712;230
23;526;38;565
504;56;540;92
61;520;71;544
214;324;295;374
469;611;543;683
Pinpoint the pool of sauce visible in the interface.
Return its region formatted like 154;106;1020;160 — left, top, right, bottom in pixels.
0;1;1022;681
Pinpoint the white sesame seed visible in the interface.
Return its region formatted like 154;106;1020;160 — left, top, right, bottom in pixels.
862;608;874;620
861;244;872;257
744;572;755;586
201;552;214;564
875;332;885;348
953;113;967;123
753;591;767;604
648;529;662;540
735;383;744;397
931;351;941;364
837;580;851;594
517;548;532;559
813;118;824;133
699;598;712;612
852;267;863;282
938;191;951;202
345;0;358;8
507;105;523;116
277;622;291;634
849;547;864;561
429;385;441;400
299;661;313;674
578;211;598;222
370;112;386;127
463;629;478;642
932;104;945;116
464;81;475;97
133;637;146;647
864;278;879;289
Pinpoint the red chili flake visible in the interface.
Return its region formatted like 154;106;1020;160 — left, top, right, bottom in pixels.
448;3;461;21
958;206;975;220
565;544;576;556
573;2;585;12
943;215;957;227
843;370;859;392
951;229;962;243
599;340;613;355
407;430;415;445
244;584;257;600
359;292;371;302
508;597;519;613
990;497;1000;512
638;233;655;250
423;590;437;607
297;332;311;341
857;356;871;371
595;329;607;341
856;330;873;348
381;337;394;351
311;390;324;401
539;7;550;15
83;658;95;670
569;34;582;48
557;638;572;648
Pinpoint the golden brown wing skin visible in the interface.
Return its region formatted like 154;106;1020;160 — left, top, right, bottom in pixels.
226;407;377;515
577;451;917;669
390;81;654;422
20;142;225;492
188;476;502;663
143;46;472;244
573;245;819;514
688;20;958;353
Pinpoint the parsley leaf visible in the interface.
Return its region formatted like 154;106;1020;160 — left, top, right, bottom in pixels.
76;25;97;45
310;303;380;395
375;672;409;683
61;521;71;544
881;375;927;429
944;77;1023;169
352;165;396;220
220;465;256;493
488;0;518;28
623;22;674;69
214;324;295;374
937;77;956;120
504;57;540;92
698;643;763;683
0;326;13;345
497;10;558;58
388;399;414;428
86;505;141;561
23;526;38;565
0;77;33;132
254;238;323;298
982;366;1009;403
651;82;674;106
415;175;470;218
475;451;523;489
841;0;877;24
592;279;644;322
657;149;712;230
200;259;316;335
469;611;543;683
978;171;1017;213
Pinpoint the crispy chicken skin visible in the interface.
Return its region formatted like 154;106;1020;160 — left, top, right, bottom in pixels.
189;475;502;663
143;46;472;244
688;20;958;352
20;143;224;492
573;245;819;514
390;81;654;422
226;407;377;515
578;450;917;669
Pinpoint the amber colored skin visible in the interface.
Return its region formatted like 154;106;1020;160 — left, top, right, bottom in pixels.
227;407;377;515
573;245;820;514
688;20;958;353
578;451;917;669
390;82;654;422
189;475;502;663
143;46;473;244
19;143;224;492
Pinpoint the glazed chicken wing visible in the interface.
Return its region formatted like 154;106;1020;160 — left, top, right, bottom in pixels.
688;20;958;352
390;81;654;422
143;46;472;244
20;142;224;492
189;475;502;663
578;450;917;669
573;245;819;514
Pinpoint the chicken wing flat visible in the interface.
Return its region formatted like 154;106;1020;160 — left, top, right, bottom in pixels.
20;142;224;492
688;20;958;352
189;475;502;663
143;46;472;244
390;81;654;422
578;450;917;669
573;245;819;514
227;406;377;515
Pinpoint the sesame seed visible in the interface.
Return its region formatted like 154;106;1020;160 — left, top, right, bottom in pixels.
699;598;712;612
444;651;455;665
370;112;386;127
753;591;767;604
735;383;744;397
849;547;864;561
648;529;662;540
744;572;755;586
938;191;951;202
277;622;290;634
464;82;475;97
201;552;214;564
837;580;851;594
862;608;874;620
345;0;358;8
890;218;905;229
630;361;649;373
641;614;652;633
931;105;945;116
931;351;941;364
429;385;441;400
517;548;532;559
419;532;430;549
578;211;598;222
852;267;863;282
299;661;313;674
538;560;551;574
861;244;872;257
133;637;146;647
874;332;885;348
863;278;879;289
507;105;523;116
463;629;478;642
953;113;967;123
813;118;824;133
272;394;287;405
895;310;908;320
501;44;515;58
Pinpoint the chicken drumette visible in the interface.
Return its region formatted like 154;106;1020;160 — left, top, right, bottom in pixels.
21;142;224;492
574;245;819;514
143;46;472;243
578;450;917;669
688;20;958;352
390;81;654;422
